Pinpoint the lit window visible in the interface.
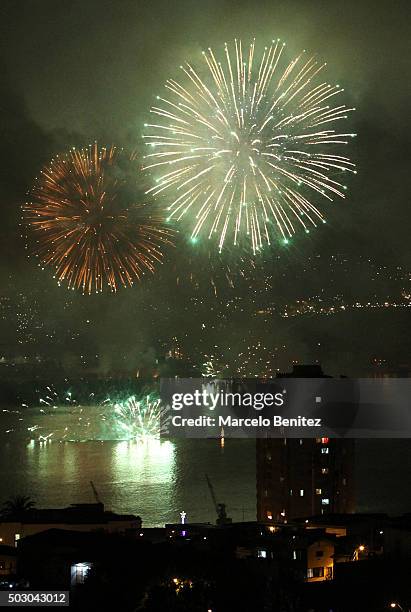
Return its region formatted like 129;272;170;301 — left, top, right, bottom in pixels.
326;567;333;579
342;478;347;485
289;489;293;496
321;468;329;475
14;534;20;547
300;489;304;497
299;439;303;445
266;511;273;520
321;448;329;454
322;498;330;505
71;562;92;585
321;437;329;444
307;567;324;578
257;550;267;559
315;488;322;495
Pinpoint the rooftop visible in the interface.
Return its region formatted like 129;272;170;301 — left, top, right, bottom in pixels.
0;503;140;525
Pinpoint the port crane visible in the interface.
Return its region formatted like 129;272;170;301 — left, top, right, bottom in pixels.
205;473;232;525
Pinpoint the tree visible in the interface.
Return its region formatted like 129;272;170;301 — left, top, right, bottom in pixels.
1;495;36;519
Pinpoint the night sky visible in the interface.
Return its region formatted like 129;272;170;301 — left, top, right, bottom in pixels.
1;0;411;377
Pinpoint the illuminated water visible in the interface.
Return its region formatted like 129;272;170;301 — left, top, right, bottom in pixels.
0;407;410;523
0;406;256;526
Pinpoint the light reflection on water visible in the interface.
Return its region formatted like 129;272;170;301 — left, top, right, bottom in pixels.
0;410;256;526
110;439;176;520
19;438;178;526
112;439;175;485
4;409;410;522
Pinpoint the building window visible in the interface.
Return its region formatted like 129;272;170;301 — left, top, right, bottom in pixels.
71;562;92;585
299;439;303;445
321;468;329;475
0;562;5;570
322;498;330;506
321;448;329;454
289;489;293;496
257;550;267;559
315;488;322;495
321;437;329;444
326;566;333;579
266;511;273;520
308;567;324;578
315;550;324;558
14;534;20;547
300;489;304;497
342;478;347;485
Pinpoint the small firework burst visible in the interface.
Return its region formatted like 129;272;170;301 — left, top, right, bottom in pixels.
112;394;168;440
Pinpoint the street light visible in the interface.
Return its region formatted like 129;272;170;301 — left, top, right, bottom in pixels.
389;603;408;611
352;544;367;561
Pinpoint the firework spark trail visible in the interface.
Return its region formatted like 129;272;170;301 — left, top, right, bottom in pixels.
164;242;257;295
143;39;356;253
23;143;174;294
9;388;167;442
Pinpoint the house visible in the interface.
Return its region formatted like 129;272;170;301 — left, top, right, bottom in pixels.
0;503;141;548
17;528;152;590
306;538;334;581
0;544;17;577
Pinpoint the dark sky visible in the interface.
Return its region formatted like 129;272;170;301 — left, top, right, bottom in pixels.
0;0;411;376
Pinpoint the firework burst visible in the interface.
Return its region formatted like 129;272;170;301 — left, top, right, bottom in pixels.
7;388;168;442
112;395;168;440
23;143;174;294
143;39;356;253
